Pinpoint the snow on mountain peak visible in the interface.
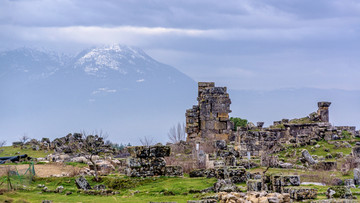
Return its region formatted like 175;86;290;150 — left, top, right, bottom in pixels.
74;44;157;76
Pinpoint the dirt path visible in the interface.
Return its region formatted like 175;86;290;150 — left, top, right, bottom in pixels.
0;163;78;177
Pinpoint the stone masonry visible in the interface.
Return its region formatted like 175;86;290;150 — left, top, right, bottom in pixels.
186;82;233;142
126;146;183;177
317;102;331;122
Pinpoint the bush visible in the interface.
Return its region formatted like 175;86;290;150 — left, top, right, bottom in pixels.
230;117;248;131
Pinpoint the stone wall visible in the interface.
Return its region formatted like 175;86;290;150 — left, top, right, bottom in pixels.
126;146;183;177
186;82;233;142
235;103;357;157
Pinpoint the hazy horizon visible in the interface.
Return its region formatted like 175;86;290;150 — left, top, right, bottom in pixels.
1;0;359;145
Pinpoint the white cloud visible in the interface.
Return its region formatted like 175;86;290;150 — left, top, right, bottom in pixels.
92;87;117;95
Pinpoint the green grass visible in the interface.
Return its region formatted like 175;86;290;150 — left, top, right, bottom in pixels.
0;175;217;203
0;146;53;158
277;138;360;162
65;162;88;168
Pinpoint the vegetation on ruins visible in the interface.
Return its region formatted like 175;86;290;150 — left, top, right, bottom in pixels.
230;117;248;131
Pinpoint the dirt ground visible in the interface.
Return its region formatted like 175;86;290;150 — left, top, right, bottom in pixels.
0;163;79;177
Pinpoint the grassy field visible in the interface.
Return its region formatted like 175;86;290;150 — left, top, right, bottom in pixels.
0;146;53;158
0;176;217;203
1;174;360;202
1;138;360;203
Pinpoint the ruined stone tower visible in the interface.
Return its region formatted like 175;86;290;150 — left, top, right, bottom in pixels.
317;101;331;122
186;82;233;142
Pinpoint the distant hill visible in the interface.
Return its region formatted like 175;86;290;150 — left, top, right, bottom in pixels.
0;45;196;145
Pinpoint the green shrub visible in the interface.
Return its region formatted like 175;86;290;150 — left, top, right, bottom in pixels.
230;117;248;131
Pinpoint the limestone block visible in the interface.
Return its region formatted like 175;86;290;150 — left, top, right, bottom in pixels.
281;175;300;186
301;149;317;165
214;122;227;130
283;187;317;200
215;134;229;141
247;179;262;192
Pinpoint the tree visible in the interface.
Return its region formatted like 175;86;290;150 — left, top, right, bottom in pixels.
0;140;6;147
19;134;30;145
78;131;113;181
139;136;154;146
168;122;186;143
230;117;248;131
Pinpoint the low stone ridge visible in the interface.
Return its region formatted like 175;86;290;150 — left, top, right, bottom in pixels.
247;174;301;195
187;200;216;203
75;176;92;190
218;191;291;203
313;161;337;171
189;167;248;183
127;146;170;158
312;200;358;203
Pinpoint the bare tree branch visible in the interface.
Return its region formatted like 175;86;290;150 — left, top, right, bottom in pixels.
19;134;30;145
168;122;186;144
78;130;112;181
0;140;6;147
139;136;154;146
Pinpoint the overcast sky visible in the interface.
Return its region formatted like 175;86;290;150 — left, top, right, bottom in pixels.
1;0;360;90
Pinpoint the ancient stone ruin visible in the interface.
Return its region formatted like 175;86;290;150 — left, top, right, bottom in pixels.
186;82;233;142
185;82;359;159
126;145;183;177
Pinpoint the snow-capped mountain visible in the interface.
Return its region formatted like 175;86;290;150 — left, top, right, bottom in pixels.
74;45;159;77
0;45;196;145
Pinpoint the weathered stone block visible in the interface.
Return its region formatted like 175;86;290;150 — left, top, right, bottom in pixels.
75;176;92;190
214;122;226;130
164;166;183;177
127;146;170;158
215;134;229;141
189;169;206;177
246;179;262;192
302;149;317;165
283;187;317;200
281;175;300;186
